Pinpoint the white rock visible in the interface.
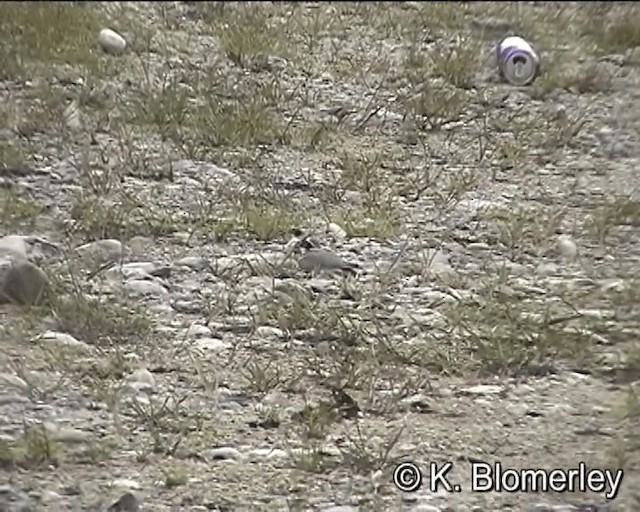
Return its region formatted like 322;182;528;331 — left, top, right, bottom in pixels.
552;105;567;122
99;28;127;55
124;382;156;397
0;235;28;259
176;256;208;270
115;262;159;275
201;447;242;461
40;490;63;504
589;332;611;345
423;249;450;268
75;239;125;263
148;304;175;317
185;324;212;338
128;368;155;387
36;331;92;351
420;249;455;279
194;337;230;352
536;262;558;276
459;385;504;396
308;278;337;293
171;232;192;244
254;326;285;340
111;478;142;491
107;267;150;281
556;235;577;260
327;222;347;241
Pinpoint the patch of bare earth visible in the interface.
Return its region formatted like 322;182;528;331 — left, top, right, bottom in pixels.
1;2;640;511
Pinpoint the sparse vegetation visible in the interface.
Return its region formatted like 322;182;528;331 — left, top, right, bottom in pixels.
0;2;105;79
583;4;640;53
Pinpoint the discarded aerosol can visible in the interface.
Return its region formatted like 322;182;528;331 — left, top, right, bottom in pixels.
496;36;539;86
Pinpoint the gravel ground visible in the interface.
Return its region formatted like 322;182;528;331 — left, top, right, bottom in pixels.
1;2;640;511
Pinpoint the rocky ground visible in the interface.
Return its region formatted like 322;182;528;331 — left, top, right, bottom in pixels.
1;2;640;511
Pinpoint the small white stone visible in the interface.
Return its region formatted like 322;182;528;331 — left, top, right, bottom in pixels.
40;490;63;504
201;446;242;461
99;28;127;55
327;222;347;241
176;256;208;270
128;368;155;387
111;478;142;491
194;337;230;351
557;235;578;260
423;249;450;268
552;105;567;122
0;235;28;259
124;279;168;297
254;326;285;340
37;331;92;352
536;262;558;276
185;324;212;338
75;239;125;263
460;384;504;396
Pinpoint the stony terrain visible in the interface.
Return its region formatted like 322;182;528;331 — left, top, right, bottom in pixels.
1;2;640;511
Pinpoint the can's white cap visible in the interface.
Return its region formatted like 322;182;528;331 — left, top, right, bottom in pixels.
499;36;536;59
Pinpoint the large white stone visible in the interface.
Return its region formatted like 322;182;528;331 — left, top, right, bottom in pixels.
99;28;127;55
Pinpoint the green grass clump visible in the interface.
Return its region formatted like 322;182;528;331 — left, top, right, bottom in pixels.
0;2;105;79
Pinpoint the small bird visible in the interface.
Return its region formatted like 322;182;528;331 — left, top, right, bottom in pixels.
293;231;359;275
298;247;358;275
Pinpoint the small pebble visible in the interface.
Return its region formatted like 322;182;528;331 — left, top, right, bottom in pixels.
194;337;230;352
124;280;168;297
36;331;92;352
557;235;578;260
327;222;347;241
459;385;504;396
201;446;242;461
185;324;212;338
0;235;28;259
111;479;142;491
75;239;126;263
128;368;155;388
